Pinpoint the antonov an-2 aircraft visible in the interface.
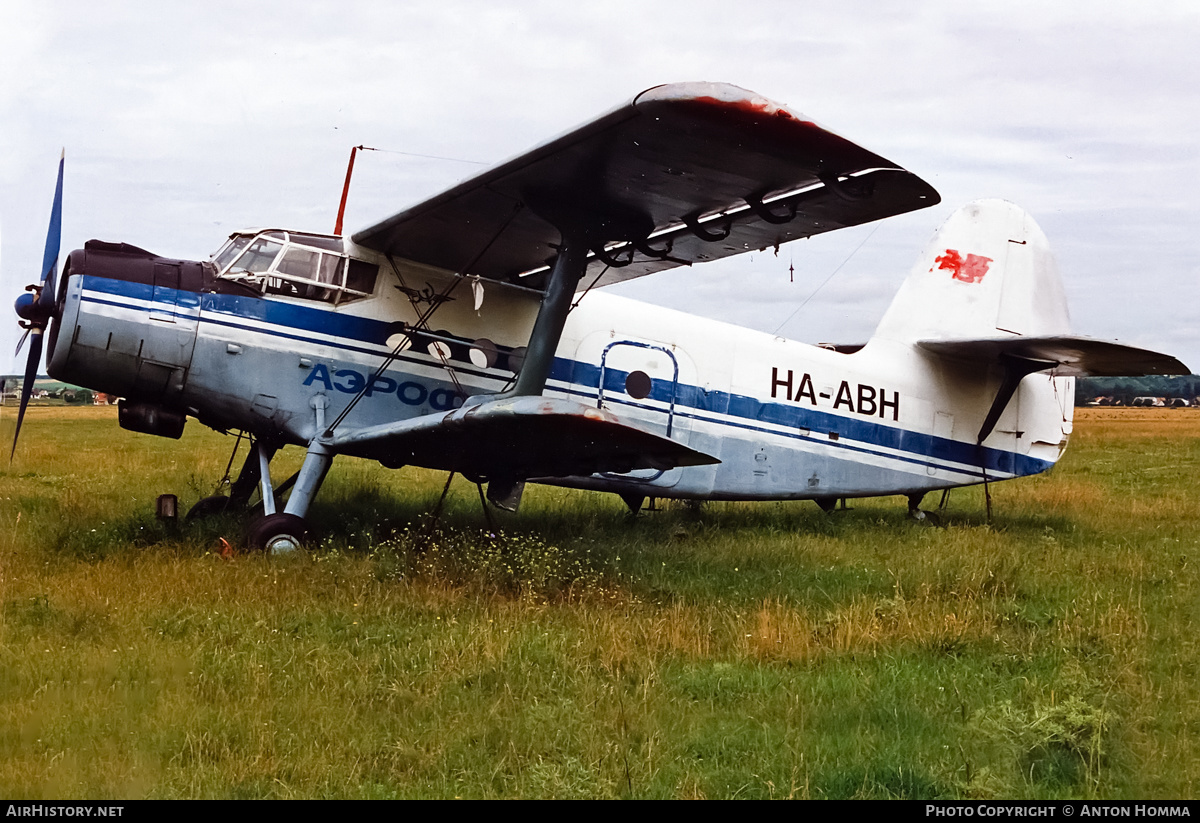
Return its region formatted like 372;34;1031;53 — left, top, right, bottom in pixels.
13;82;1187;552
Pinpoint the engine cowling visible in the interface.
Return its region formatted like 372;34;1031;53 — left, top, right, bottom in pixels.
47;241;209;408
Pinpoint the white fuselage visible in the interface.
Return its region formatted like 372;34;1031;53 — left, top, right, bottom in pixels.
49;223;1073;505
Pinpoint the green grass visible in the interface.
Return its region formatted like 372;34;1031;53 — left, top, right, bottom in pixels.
0;406;1197;798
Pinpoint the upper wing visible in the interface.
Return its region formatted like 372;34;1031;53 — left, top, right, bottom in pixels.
353;82;939;289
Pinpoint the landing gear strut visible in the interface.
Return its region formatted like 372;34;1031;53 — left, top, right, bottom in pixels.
186;436;277;520
244;439;334;553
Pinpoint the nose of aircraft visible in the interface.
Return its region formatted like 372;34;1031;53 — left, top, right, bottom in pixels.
10;153;65;459
14;290;39;322
14;288;56;325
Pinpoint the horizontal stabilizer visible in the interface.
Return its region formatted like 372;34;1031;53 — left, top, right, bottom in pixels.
917;335;1189;376
326;396;719;480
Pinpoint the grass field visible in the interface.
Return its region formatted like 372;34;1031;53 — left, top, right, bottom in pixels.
0;406;1197;799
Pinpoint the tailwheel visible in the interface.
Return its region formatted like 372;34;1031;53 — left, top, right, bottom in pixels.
907;508;941;527
246;513;308;554
906;492;941;527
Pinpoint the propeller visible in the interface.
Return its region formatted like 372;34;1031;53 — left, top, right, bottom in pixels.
11;151;64;460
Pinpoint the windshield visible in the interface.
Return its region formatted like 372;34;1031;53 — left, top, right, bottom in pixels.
212;234;254;271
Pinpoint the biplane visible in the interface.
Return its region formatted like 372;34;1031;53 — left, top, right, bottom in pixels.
12;82;1187;551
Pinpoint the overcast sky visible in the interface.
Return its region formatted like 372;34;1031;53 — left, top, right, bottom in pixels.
3;0;1197;376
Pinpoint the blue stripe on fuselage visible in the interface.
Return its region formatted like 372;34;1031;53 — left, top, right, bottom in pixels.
559;359;1041;477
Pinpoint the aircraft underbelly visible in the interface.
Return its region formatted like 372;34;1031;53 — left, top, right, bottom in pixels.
556;416;1046;501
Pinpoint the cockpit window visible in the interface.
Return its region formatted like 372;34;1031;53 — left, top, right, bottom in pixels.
212;235;253;271
212;230;377;305
319;254;344;286
297;235;345;253
237;238;284;273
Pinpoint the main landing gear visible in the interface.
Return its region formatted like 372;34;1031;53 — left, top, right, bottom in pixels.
243;439;334;553
247;513;309;554
189;432;335;553
186;438;277;521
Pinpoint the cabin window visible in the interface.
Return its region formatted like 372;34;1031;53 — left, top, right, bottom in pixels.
318;254;344;286
625;370;653;399
276;247;319;279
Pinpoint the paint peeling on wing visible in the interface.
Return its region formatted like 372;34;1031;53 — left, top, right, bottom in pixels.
934;249;993;284
692;96;795;121
691;95;816;127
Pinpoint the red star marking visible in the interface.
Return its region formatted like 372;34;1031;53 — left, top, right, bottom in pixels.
934;249;993;283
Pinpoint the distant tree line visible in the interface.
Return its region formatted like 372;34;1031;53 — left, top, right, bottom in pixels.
1075;375;1200;406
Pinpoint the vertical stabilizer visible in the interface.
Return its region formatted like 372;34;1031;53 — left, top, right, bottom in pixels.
874;200;1069;343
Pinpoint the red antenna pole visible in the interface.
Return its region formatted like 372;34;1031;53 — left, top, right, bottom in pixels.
334;145;374;236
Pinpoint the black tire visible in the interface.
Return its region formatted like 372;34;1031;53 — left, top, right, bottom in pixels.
186;495;231;521
907;508;942;527
245;513;308;553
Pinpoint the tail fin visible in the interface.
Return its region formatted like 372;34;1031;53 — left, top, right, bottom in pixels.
872;200;1186;453
874;199;1069;343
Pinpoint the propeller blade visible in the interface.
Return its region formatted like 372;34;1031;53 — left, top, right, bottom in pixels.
11;151;65;459
37;151;64;311
10;329;43;461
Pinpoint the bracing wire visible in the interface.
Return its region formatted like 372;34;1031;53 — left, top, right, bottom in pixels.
771;225;879;336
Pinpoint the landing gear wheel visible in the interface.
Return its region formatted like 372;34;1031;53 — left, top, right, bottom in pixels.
246;513;308;554
907;508;942;527
186;495;231;521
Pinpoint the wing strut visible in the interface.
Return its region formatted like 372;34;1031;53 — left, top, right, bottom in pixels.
491;234;591;400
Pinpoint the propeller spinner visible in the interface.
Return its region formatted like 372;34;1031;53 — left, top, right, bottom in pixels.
10;152;65;459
